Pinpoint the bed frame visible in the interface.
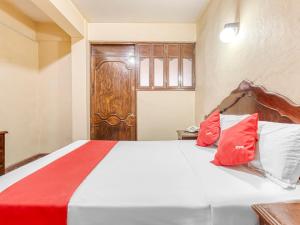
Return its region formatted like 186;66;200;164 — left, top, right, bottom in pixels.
210;80;300;124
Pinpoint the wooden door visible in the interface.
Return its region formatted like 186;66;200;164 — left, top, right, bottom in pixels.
90;45;136;140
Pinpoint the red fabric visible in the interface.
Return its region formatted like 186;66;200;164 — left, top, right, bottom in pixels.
212;113;258;166
197;109;220;146
0;140;117;225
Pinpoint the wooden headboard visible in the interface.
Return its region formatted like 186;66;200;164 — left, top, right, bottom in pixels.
210;80;300;124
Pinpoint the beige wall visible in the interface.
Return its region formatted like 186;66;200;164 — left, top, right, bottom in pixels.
195;0;300;123
0;1;36;40
137;90;195;140
88;23;197;42
68;22;197;140
71;34;90;141
29;0;90;141
0;17;40;166
36;23;72;153
87;23;197;140
3;0;299;153
1;1;198;165
0;2;72;166
137;91;195;140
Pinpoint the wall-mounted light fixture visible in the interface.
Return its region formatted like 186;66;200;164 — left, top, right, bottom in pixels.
219;0;241;43
219;22;240;43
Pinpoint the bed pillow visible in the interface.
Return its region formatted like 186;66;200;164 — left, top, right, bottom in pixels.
249;121;300;189
196;110;220;147
214;114;250;146
220;114;250;130
212;113;258;166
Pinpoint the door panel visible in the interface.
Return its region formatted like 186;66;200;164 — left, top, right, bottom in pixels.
91;45;136;140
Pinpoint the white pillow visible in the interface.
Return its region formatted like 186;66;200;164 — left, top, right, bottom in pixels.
215;114;250;146
220;114;250;130
250;121;300;189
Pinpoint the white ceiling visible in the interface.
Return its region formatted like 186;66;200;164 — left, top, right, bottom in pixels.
7;0;52;22
71;0;209;23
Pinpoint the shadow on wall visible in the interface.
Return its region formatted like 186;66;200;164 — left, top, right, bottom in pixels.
0;0;72;166
37;23;71;70
36;23;72;155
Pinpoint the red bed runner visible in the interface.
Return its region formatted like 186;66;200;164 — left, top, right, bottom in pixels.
0;140;117;225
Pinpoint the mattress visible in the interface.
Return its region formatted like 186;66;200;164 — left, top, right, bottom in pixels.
1;140;300;225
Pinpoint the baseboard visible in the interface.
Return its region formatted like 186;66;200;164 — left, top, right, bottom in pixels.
5;153;48;173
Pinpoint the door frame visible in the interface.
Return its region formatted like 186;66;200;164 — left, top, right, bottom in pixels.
90;43;138;140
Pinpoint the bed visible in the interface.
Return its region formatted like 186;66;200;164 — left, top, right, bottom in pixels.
1;80;300;225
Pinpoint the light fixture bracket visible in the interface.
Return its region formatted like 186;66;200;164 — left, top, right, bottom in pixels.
224;22;240;32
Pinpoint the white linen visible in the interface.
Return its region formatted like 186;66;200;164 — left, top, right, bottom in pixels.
220;114;250;131
180;141;300;225
68;141;210;225
250;121;300;189
1;140;300;225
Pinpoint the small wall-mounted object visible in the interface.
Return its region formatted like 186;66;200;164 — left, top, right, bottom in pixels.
219;22;240;43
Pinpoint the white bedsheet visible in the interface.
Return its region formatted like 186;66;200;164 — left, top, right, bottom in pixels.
1;140;300;225
179;141;300;225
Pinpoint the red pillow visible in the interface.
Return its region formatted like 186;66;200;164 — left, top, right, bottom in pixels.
211;113;258;166
197;110;220;146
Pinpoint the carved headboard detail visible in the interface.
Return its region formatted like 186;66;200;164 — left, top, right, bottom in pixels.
210;80;300;124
